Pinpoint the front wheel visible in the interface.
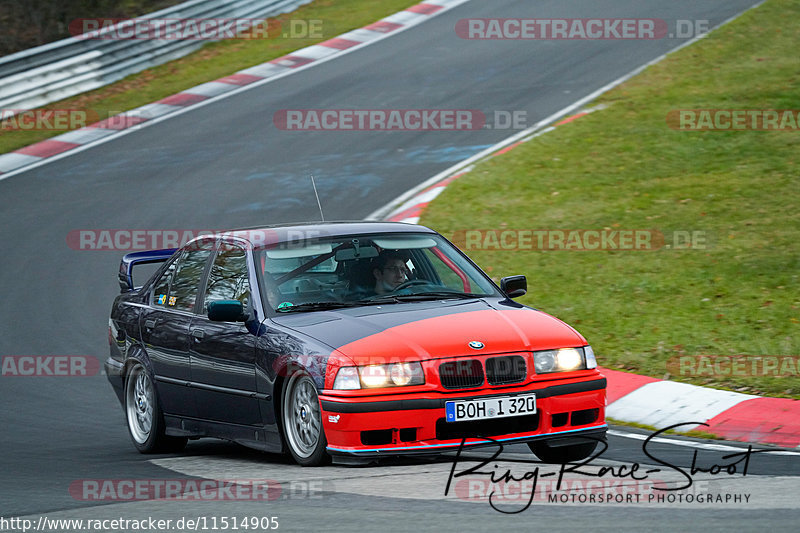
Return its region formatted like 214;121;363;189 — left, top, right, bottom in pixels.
124;362;187;453
528;440;597;463
282;372;330;466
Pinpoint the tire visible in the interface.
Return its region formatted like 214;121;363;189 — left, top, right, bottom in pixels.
528;440;598;464
124;362;187;453
281;372;330;466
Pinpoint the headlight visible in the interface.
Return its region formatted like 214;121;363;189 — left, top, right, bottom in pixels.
584;345;597;369
390;363;419;386
333;362;425;390
533;347;594;374
533;350;557;373
332;366;360;390
360;365;388;388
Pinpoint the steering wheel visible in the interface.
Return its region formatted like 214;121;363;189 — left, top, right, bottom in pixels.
391;279;429;292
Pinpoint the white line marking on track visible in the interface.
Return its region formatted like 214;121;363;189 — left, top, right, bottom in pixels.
608;429;800;456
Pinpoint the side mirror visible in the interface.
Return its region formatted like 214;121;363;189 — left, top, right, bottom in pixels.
500;275;527;299
207;300;246;322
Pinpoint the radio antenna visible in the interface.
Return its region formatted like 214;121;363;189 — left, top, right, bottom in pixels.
310;173;325;222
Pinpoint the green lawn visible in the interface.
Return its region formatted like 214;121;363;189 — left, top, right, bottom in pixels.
0;0;418;154
421;0;799;398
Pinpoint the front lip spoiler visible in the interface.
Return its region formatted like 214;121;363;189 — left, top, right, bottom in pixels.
320;377;606;414
326;425;608;456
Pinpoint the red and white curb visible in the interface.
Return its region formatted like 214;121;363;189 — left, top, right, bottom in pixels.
0;0;469;178
603;367;800;448
378;108;800;450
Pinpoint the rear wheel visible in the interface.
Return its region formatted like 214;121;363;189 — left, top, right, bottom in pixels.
125;362;187;453
528;440;598;463
282;372;330;466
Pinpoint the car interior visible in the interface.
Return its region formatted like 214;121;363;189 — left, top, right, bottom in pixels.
257;236;464;309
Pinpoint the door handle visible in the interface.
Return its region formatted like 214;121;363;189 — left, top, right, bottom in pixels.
144;319;156;330
191;328;205;340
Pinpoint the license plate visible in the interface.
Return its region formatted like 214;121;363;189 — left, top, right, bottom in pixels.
445;393;536;422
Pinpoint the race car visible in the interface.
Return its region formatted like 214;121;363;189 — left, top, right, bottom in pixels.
106;221;607;466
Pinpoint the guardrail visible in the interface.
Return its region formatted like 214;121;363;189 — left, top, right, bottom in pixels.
0;0;312;115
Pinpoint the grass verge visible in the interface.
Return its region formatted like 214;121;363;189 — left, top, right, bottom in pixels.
0;0;418;154
421;0;799;398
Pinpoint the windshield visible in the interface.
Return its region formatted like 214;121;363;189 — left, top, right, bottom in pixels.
255;232;500;312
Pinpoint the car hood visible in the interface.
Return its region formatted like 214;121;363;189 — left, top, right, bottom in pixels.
272;299;585;363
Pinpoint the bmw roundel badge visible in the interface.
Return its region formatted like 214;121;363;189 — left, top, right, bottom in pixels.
468;341;485;350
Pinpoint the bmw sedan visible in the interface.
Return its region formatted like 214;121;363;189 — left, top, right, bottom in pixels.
106;222;607;466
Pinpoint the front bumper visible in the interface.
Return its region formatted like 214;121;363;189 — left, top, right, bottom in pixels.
319;376;606;456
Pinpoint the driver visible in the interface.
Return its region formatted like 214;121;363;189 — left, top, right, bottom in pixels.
372;252;408;295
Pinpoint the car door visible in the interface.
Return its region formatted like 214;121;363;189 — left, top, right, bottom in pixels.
189;242;261;426
139;241;214;418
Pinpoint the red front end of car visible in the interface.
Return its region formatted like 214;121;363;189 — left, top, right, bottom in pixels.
317;308;607;456
320;370;605;455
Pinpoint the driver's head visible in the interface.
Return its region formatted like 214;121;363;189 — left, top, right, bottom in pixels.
372;252;407;294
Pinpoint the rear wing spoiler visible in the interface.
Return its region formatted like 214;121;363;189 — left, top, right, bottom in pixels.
118;248;177;293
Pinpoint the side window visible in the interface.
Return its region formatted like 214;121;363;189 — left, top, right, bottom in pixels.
168;246;213;312
152;259;177;307
204;245;250;313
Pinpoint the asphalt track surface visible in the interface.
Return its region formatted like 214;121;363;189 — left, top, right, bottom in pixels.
1;0;797;531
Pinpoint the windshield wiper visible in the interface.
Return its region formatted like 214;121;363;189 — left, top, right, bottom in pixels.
279;292;485;312
357;292;482;305
275;301;360;313
390;291;483;301
407;291;484;299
